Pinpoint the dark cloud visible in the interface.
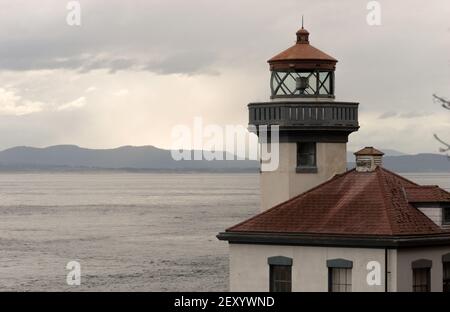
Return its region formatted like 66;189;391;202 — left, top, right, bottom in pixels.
0;0;448;153
0;0;282;75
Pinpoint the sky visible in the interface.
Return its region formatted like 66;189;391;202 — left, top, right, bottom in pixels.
0;0;449;154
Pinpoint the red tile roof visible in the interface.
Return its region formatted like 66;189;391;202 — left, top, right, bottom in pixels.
404;186;450;203
269;43;337;63
268;28;337;71
227;167;450;237
354;147;384;156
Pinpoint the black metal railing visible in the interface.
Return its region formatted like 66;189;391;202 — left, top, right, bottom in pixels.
248;102;358;128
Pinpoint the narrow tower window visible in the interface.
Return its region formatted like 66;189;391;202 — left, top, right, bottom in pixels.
297;142;317;172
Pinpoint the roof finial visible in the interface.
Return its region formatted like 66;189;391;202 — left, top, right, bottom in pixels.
296;18;309;44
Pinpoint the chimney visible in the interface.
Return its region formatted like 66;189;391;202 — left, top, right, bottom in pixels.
354;147;384;172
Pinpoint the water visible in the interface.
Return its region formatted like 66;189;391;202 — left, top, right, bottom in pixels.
0;172;448;291
0;172;259;291
402;173;450;191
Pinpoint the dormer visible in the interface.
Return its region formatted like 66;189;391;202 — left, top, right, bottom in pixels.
404;186;450;228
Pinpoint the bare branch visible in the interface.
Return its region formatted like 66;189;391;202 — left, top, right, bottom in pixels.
433;94;450;110
434;134;450;153
433;94;450;158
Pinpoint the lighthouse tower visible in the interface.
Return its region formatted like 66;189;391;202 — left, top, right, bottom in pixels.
250;25;359;211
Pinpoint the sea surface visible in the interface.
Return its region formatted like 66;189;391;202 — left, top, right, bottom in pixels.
0;172;448;291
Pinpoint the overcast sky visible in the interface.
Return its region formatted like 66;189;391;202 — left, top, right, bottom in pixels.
0;0;448;154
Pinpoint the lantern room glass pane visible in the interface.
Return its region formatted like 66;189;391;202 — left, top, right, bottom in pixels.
271;70;334;98
319;72;331;95
283;74;297;95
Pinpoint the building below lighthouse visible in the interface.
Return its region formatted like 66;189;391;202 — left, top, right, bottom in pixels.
219;148;450;292
217;26;450;292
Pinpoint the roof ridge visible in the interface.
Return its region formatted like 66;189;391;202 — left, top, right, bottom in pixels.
227;169;355;231
405;185;439;188
375;167;396;235
379;167;419;186
378;167;444;234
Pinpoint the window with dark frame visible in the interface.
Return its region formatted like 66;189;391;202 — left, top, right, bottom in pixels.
444;256;450;292
328;268;352;292
297;142;316;168
269;265;292;292
413;268;431;292
443;206;450;225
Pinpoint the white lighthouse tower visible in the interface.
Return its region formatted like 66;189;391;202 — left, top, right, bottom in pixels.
250;25;359;210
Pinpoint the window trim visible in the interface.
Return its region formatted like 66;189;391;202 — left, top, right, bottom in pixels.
411;259;432;269
327;258;353;269
268;256;293;266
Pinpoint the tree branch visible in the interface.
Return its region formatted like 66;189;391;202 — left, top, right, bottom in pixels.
433;94;450;110
434;134;450;153
433;94;450;157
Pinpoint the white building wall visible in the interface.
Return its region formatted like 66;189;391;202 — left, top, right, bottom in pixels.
229;244;388;292
388;249;398;292
396;246;450;292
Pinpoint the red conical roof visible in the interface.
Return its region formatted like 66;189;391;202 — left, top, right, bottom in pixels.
268;27;337;71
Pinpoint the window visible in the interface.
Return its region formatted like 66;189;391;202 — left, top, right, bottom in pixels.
268;256;292;292
443;253;450;292
413;268;431;292
444;263;450;292
329;268;352;292
297;142;317;172
327;259;353;292
270;265;292;292
443;206;450;225
412;259;432;292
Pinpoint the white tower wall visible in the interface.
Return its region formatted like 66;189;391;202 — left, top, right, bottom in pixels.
260;142;347;211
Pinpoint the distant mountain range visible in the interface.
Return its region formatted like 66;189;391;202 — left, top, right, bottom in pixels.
0;145;258;172
347;149;407;160
0;145;448;173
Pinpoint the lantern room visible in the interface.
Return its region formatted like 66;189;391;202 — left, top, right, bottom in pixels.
268;27;337;99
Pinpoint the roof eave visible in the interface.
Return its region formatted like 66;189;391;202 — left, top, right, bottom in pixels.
217;231;450;249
